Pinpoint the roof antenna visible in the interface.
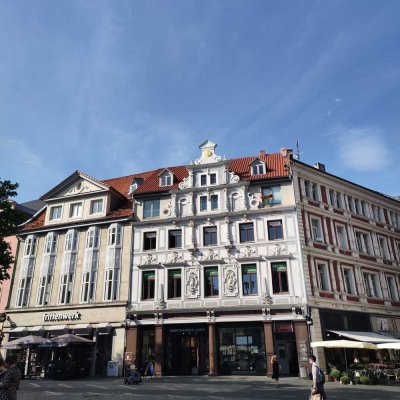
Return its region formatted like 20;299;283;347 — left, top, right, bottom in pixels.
295;139;301;160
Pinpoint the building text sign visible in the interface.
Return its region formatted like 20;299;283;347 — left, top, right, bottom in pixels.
43;311;81;322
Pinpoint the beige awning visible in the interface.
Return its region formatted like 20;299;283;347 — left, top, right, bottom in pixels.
377;342;400;350
311;340;377;349
328;330;400;344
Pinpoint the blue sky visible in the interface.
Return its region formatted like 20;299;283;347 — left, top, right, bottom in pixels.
0;0;399;202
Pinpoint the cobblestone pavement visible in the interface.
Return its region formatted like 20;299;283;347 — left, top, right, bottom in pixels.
17;376;400;400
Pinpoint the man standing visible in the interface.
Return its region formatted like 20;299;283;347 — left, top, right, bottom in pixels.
1;355;22;399
308;355;327;400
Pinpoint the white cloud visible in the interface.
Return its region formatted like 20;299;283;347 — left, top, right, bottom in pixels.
334;127;390;172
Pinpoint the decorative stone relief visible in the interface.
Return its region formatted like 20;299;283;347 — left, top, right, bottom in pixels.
141;253;157;265
239;245;257;258
268;243;289;256
228;171;240;183
194;140;222;165
179;175;191;190
67;181;89;195
202;248;220;261
162;200;173;217
248;193;260;209
167;251;183;264
186;268;200;298
223;265;239;297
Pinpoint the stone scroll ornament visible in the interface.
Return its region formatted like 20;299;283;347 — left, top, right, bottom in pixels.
186;271;200;297
142;253;157;265
167;251;182;263
224;269;238;293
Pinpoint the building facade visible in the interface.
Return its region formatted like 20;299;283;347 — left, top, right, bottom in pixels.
126;141;309;376
292;160;400;369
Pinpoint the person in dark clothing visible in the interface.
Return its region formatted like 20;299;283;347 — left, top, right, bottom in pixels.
271;355;280;388
0;355;22;400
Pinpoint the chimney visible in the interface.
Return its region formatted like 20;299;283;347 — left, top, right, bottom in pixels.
259;150;266;158
314;162;326;172
280;148;293;158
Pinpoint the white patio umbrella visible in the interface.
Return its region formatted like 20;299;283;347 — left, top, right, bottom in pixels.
377;342;400;350
311;340;377;370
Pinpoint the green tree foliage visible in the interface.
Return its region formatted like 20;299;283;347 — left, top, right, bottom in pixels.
0;179;26;281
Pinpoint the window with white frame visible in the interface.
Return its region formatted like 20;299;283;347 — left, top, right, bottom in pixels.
37;275;53;306
59;230;78;305
386;276;399;301
64;230;79;252
336;192;344;209
343;268;356;294
80;270;97;303
304;180;312;198
210;173;217;185
317;263;330;291
372;205;379;221
329;189;335;206
310;217;323;242
304;180;319;201
80;227;99;303
90;199;103;214
378;208;385;223
354;198;362;215
200;174;207;186
363;271;381;298
199;196;207;212
336;225;347;249
44;232;58;255
168;269;182;299
108;224;122;247
361;201;369;218
49;206;62;220
355;231;372;255
104;268;120;301
17;235;37;307
143;199;160;218
16;277;32;307
347;196;355;213
378;236;389;260
58;273;74;305
210;194;218;210
24;235;38;257
160;172;173;187
69;202;82;218
271;262;289;294
86;227;100;249
261;185;281;205
251;160;265;175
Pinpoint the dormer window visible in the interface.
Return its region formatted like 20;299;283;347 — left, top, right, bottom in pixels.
49;206;62;221
90;199;103;215
251;159;266;175
160;171;173;187
69;202;82;218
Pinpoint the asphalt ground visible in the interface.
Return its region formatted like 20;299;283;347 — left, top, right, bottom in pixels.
17;375;400;400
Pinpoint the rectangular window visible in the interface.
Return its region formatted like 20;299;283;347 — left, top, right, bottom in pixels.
329;189;335;206
336;192;343;209
160;174;172;187
361;201;369;218
90;199;103;214
44;234;57;254
168;229;182;248
108;224;122;247
239;223;254;243
347;196;355;213
343;268;355;295
37;275;53;306
204;226;217;246
65;230;78;252
336;225;347;249
200;175;207;186
16;277;32;307
242;265;258;295
311;183;319;201
143;200;160;218
168;269;182;299
204;267;219;297
317;263;330;291
210;195;218;210
143;231;157;250
268;220;283;240
386;276;399;301
363;272;380;298
58;273;73;305
304;180;312;198
86;228;100;249
142;271;155;300
69;202;82;218
355;231;372;255
24;236;38;256
104;268;119;301
378;237;389;259
210;173;217;185
311;218;323;242
50;206;62;220
80;271;96;303
271;262;289;294
200;196;207;211
251;162;265;175
261;186;281;205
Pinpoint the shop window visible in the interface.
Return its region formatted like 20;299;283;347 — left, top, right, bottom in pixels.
203;226;217;246
239;223;254;243
242;265;258;295
343;268;355;295
268;220;283;240
143;199;160;218
386;276;399;301
58;273;74;305
168;229;182;248
142;271;155;300
168;269;182;299
204;267;219;297
144;231;157;250
261;185;281;205
310;218;323;242
317;263;330;291
271;262;289;294
49;205;62;220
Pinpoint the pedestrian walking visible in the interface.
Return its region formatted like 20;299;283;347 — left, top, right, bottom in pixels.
271;355;280;387
308;355;327;400
0;355;22;400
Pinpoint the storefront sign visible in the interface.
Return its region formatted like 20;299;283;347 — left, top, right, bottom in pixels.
43;311;81;322
274;322;293;333
169;327;206;334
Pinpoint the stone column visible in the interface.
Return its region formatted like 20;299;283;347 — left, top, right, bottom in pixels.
263;321;274;377
208;323;217;375
155;325;164;376
126;326;138;366
294;320;310;372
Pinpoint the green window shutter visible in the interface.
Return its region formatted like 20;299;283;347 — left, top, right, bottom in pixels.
168;269;181;278
206;267;218;276
242;265;257;273
271;262;287;272
143;271;155;279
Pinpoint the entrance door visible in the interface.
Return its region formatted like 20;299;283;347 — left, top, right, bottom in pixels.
275;340;298;375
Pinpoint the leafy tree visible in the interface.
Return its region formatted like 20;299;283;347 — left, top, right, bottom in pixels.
0;179;26;281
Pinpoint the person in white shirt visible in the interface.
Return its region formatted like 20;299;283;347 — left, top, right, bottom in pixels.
308;355;327;400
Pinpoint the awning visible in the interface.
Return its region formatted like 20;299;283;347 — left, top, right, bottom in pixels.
30;326;45;332
46;325;70;337
328;330;400;344
377;342;400;350
8;327;28;338
96;323;113;335
73;324;93;336
311;340;377;349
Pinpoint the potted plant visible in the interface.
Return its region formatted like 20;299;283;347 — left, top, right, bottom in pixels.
330;368;342;382
340;375;350;385
359;376;370;385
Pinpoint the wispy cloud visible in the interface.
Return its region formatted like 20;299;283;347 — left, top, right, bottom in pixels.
330;127;390;172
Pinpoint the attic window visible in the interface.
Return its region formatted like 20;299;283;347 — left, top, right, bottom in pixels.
251;160;265;175
160;173;173;187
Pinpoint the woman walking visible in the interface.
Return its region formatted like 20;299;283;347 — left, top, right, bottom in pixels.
271;355;280;388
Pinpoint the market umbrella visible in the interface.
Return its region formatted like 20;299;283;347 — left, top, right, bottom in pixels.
377;342;400;350
42;333;94;347
1;335;48;349
311;340;377;370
